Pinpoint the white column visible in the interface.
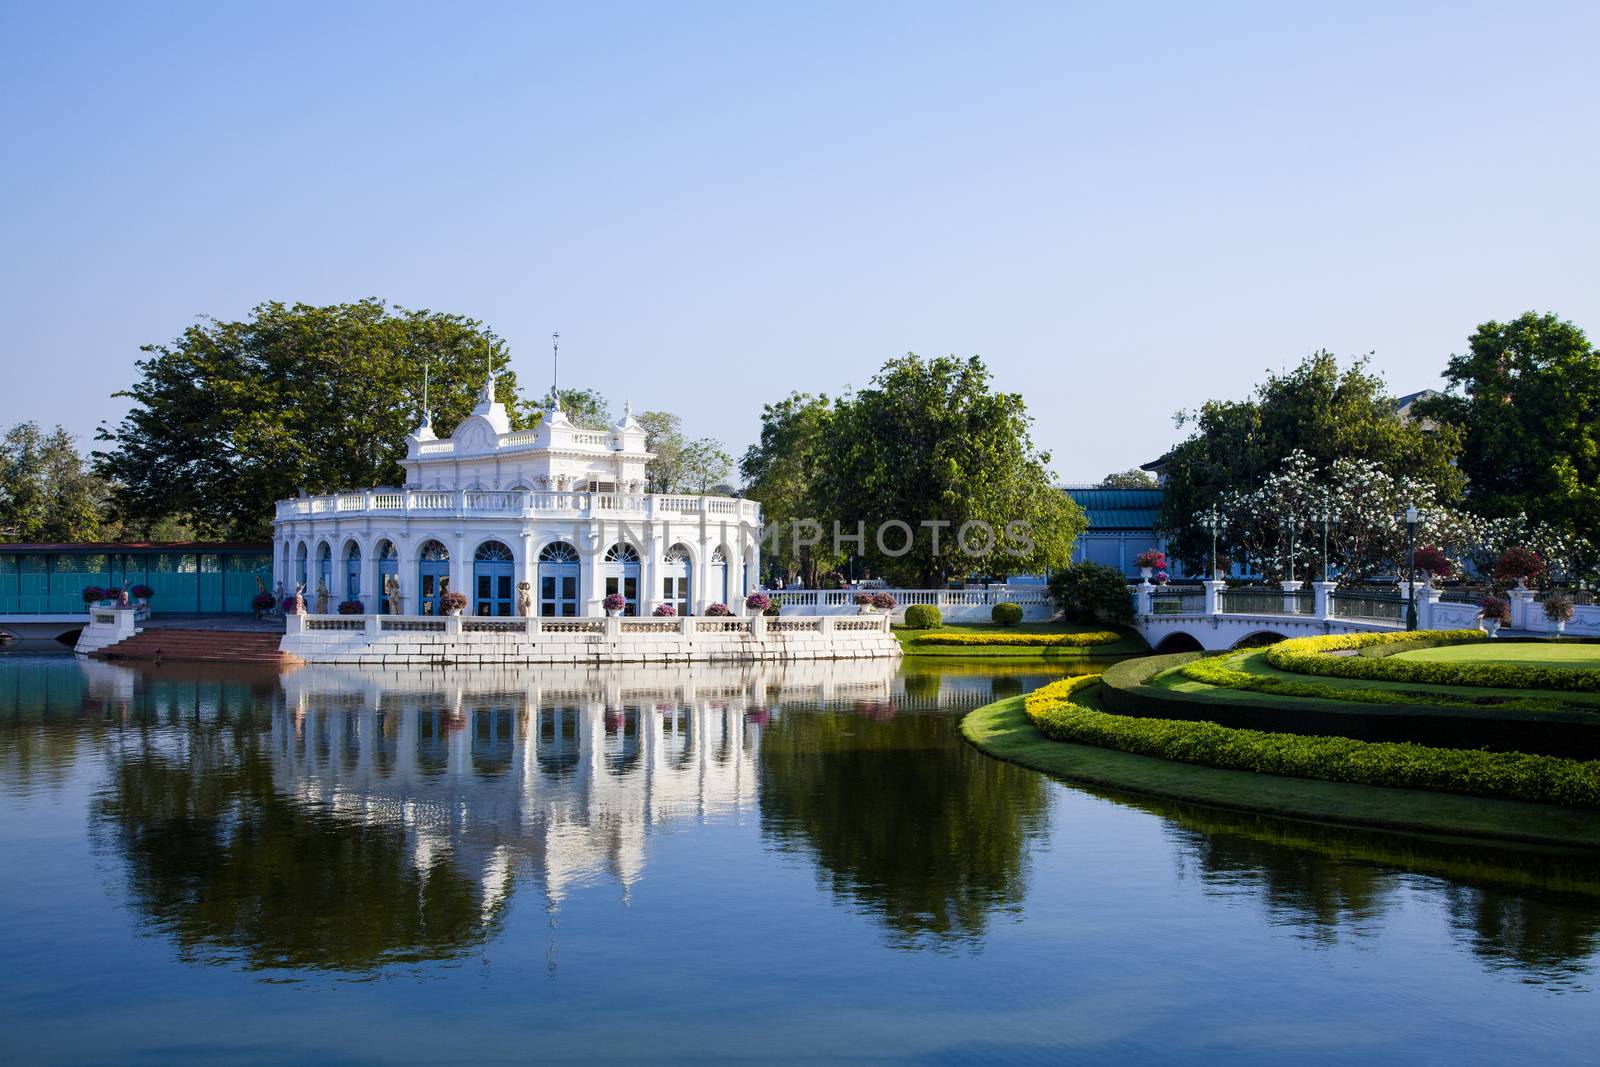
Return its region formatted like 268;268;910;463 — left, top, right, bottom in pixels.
1509;584;1536;630
1281;579;1303;614
1420;584;1441;630
640;523;661;617
1204;579;1227;616
1312;580;1337;620
1134;581;1153;617
452;530;469;613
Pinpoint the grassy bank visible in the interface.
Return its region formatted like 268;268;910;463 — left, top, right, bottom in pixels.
961;691;1600;851
895;620;1146;659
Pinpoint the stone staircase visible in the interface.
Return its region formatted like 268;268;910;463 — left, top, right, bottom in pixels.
92;628;301;666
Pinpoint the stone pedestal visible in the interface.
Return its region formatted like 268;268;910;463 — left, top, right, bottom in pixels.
1311;580;1337;620
1280;580;1304;614
1203;579;1227;616
1509;586;1537;630
1135;581;1154;617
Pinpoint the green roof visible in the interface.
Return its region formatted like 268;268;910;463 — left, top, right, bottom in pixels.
1064;487;1163;531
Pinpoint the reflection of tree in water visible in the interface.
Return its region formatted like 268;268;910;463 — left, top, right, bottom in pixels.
759;706;1049;949
96;715;495;973
1152;800;1600;984
1444;885;1600;987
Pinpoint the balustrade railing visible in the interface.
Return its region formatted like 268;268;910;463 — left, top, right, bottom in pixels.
275;489;761;523
1330;592;1405;622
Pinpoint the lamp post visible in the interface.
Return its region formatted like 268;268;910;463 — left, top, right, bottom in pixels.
1405;505;1419;631
1207;507;1220;580
1320;489;1331;583
1284;512;1296;584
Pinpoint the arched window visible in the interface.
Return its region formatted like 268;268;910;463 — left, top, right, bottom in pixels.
295;542;308;587
315;542;332;595
710;546;730;608
375;540;399;613
344;541;362;604
418;539;450;615
602;542;641;615
538;541;580;616
473;540;515;616
662;543;692;616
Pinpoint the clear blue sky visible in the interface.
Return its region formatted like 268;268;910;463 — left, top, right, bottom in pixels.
3;2;1596;482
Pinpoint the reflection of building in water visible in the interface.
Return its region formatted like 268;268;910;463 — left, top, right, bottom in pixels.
275;661;897;910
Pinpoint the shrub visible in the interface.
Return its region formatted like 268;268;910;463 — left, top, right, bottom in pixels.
1134;550;1167;570
1495;546;1546;584
1478;596;1511;625
653;603;676;617
81;586;105;604
1543;595;1575;623
1261;630;1600;692
251;592;276;612
903;604;942;629
1048;562;1133;623
337;600;364;615
1023;676;1600;808
129;584;154;599
745;592;771;612
1414;546;1453;579
913;631;1121;648
705;602;732;616
441;590;469;613
991;602;1024;627
872;592;897;610
603;593;627;612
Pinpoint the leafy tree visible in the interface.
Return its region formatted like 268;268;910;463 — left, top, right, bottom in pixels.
679;438;733;495
1048;562;1134;623
555;388;610;430
811;356;1085;586
95;299;537;539
740;393;837;585
1099;468;1157;489
0;422;116;542
1415;313;1600;546
637;410;686;493
1157;352;1463;573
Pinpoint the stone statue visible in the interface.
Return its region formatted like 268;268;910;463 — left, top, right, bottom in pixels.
384;575;401;615
274;581;286;616
117;588;129;607
293;583;306;615
255;576;267;596
517;581;532;617
315;581;330;615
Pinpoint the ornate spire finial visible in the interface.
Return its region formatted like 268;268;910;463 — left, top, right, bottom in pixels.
421;359;431;427
550;331;561;408
624;398;633;418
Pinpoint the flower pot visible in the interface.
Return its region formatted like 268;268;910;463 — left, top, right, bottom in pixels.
1553;620;1567;636
1139;567;1153;580
607;608;620;617
857;605;877;615
1483;619;1501;638
447;608;463;617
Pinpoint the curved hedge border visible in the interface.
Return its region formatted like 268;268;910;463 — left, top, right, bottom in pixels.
1179;655;1570;714
1265;630;1600;692
912;630;1123;648
1023;676;1600;808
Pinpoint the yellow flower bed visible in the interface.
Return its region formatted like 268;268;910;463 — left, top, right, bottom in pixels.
913;630;1123;648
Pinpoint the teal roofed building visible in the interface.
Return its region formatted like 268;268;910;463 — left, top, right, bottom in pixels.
1062;487;1189;577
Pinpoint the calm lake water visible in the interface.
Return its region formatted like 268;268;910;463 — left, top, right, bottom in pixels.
2;652;1599;1065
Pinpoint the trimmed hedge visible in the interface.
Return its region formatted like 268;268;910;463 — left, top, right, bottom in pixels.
1265;630;1600;692
1022;676;1600;808
1179;655;1568;713
902;604;942;630
991;602;1024;627
913;630;1123;648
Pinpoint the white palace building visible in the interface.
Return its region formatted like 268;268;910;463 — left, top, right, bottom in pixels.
272;376;762;620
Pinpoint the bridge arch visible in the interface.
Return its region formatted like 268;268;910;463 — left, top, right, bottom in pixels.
1153;631;1205;653
1230;630;1288;649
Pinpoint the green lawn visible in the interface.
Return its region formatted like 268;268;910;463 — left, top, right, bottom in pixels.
960;691;1600;852
894;619;1147;658
1393;643;1600;671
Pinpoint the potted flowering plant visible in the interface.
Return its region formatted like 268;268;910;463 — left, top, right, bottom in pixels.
81;585;106;606
854;591;878;614
1478;595;1511;637
1494;546;1546;589
251;591;276;617
1413;546;1453;584
603;592;627;616
129;584;154;606
653;603;676;617
338;599;364;616
705;602;731;616
1543;594;1574;636
441;590;468;616
871;592;897;611
745;592;771;613
1153;569;1169;586
1134;550;1166;579
105;587;124;607
281;596;302;615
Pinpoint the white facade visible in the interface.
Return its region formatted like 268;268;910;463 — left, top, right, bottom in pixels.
272;379;761;618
